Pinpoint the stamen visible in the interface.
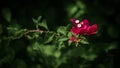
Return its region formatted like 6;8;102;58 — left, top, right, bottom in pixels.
75;20;79;23
77;24;81;28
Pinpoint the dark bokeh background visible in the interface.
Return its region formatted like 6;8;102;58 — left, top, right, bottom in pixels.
0;0;120;68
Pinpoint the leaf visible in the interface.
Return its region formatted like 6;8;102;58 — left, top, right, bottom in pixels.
80;36;89;44
58;37;69;42
57;26;67;35
26;35;33;40
37;16;42;21
33;32;40;38
1;8;11;22
43;45;55;56
39;20;48;30
81;53;97;61
54;51;61;58
80;39;89;44
65;47;85;57
67;32;72;38
32;16;42;24
67;5;77;17
14;29;27;36
68;40;72;46
81;48;97;61
105;42;118;52
44;33;54;44
32;18;38;24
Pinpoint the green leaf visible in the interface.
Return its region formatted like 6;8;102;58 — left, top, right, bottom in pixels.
14;29;27;36
66;47;85;57
82;54;97;61
43;45;55;56
54;51;61;58
1;8;11;22
32;16;42;24
58;37;68;42
67;5;77;17
67;32;72;38
80;40;89;44
32;18;38;24
81;53;97;61
44;33;54;44
37;16;42;21
80;36;89;44
57;26;67;35
39;20;48;30
81;48;97;61
105;42;118;52
26;35;33;40
33;32;40;38
68;40;72;46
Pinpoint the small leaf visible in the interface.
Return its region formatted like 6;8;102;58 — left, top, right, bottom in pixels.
58;37;68;42
57;41;66;50
80;39;89;44
81;53;97;61
81;48;97;61
44;33;54;44
80;36;89;44
32;18;38;24
26;35;33;40
57;26;67;35
43;45;55;56
37;16;42;21
54;51;61;58
67;32;72;38
14;29;27;36
1;8;11;22
105;42;118;52
33;33;39;38
39;20;48;30
68;40;72;46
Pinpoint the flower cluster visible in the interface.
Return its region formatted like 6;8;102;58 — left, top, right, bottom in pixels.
70;18;97;45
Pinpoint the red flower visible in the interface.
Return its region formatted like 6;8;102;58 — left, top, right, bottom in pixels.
71;26;87;35
70;18;89;27
70;18;97;36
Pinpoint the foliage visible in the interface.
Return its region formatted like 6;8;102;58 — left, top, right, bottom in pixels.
0;0;119;68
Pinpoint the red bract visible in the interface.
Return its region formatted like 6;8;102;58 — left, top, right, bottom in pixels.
70;36;76;42
71;26;87;35
86;24;97;35
70;18;97;36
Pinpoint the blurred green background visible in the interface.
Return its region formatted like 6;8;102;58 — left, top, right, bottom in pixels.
0;0;120;68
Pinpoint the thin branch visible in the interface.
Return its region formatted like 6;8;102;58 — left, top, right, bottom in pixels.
24;29;44;35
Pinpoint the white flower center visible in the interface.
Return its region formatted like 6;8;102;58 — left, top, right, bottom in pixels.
75;20;79;23
77;24;81;28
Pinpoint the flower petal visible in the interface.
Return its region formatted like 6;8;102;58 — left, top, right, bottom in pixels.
70;18;76;23
82;19;89;26
87;24;97;35
71;27;80;35
70;36;76;42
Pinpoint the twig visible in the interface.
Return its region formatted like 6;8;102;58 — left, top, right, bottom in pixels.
24;29;44;35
